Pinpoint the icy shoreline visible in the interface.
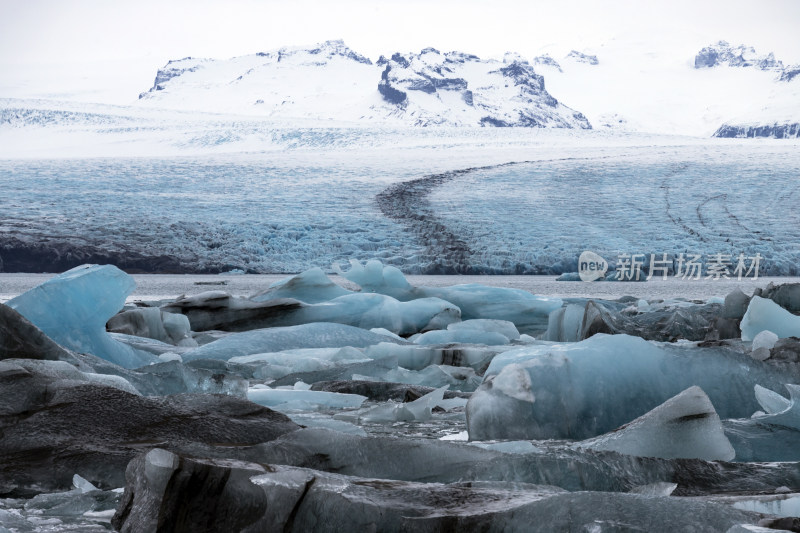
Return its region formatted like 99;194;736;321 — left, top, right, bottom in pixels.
3;261;800;530
2;273;796;304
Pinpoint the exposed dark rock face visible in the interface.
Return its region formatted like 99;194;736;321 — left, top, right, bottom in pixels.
307;39;372;65
780;65;800;82
375;48;591;128
695;41;783;71
0;362;298;496
141;40;372;100
378;66;408;105
566;50;599;65
533;54;562;71
714;123;800;139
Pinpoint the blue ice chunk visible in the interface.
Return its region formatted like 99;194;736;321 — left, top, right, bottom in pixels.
741;296;800;341
413;329;511;346
7;264;157;368
751;384;800;431
251;267;351;304
334;260;562;332
358;385;449;423
414;319;520;346
289;293;461;335
182;322;407;362
466;333;795;440
247;387;366;411
230;347;368;380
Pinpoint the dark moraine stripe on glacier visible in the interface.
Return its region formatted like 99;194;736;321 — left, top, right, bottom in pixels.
377;167;481;274
376;156;615;275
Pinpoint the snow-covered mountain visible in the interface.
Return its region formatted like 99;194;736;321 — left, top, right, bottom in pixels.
2;38;798;140
375;48;590;127
694;40;786;72
136;40;590;129
689;41;800;138
530;36;799;137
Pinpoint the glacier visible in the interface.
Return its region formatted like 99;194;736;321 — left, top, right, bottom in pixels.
1;142;799;275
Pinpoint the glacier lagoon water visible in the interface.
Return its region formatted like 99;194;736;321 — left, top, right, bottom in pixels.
1;142;799;275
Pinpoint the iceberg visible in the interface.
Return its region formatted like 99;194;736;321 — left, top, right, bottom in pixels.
544;303;587;342
246;387;367;411
113;450;764;533
751;384;800;431
334;260;562;332
169;286;460;336
283;293;461;335
250;267;352;304
466;334;795;440
413;319;519;346
7;265;156;368
751;330;779;361
358;385;449;423
107;307;197;347
714;384;800;462
160;291;302;332
741;296;800;341
182;322;407;362
364;341;503;371
352;363;482;392
579;387;736;461
230;346;368;380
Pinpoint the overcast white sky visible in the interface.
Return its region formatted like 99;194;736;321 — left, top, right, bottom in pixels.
2;0;799;103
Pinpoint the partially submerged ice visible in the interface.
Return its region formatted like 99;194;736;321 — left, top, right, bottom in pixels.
751;384;800;431
334;260;562;332
466;333;797;440
107;307;197;347
723;384;800;462
364;341;504;371
741;296;800;341
7;265;157;368
413;319;519;346
358;385;450;423
281;293;461;335
113;449;763;533
580;386;736;461
247;387;367;411
182;322;406;362
251;267;351;304
230;346;368;380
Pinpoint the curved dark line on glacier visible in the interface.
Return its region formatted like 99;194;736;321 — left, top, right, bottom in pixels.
376;155;616;274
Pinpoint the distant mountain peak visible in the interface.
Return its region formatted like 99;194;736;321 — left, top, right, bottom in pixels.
376;48;590;128
565;51;599;65
694;41;783;72
137;42;591;129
